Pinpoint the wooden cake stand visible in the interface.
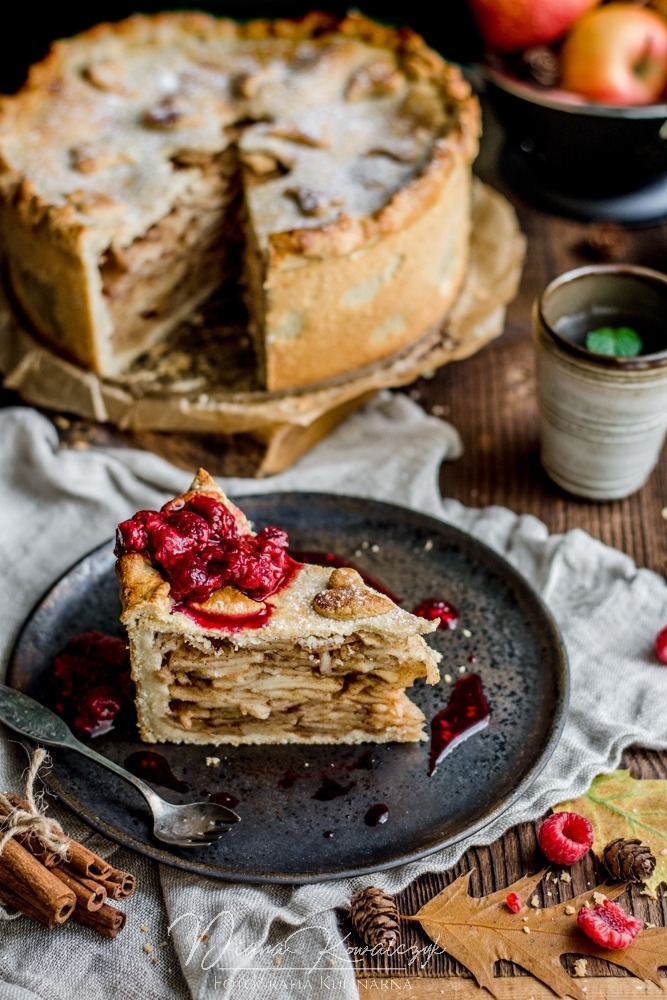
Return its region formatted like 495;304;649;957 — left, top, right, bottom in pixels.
0;181;524;475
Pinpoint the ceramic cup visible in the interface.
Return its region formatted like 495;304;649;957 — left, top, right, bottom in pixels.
533;264;667;500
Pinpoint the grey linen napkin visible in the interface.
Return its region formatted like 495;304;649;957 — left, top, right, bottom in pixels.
1;392;667;1000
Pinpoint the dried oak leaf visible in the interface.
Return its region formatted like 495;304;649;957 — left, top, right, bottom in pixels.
556;770;667;892
407;870;667;1000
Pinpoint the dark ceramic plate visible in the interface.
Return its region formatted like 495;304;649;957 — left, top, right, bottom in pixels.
8;494;568;884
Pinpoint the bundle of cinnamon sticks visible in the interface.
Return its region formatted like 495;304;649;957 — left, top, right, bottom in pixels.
0;795;134;937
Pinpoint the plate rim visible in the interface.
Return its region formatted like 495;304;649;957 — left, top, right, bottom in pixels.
8;492;569;884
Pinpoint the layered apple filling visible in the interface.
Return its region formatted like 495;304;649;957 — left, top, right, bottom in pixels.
100;150;243;360
140;630;434;744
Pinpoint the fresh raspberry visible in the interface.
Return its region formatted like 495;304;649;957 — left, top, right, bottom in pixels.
538;812;594;865
577;898;642;949
506;892;522;913
656;625;667;664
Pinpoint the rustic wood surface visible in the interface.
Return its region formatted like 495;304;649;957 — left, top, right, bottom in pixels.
2;103;666;991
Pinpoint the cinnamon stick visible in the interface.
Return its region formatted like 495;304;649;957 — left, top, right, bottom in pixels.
3;795;113;880
0;880;57;929
1;795;61;868
72;901;126;938
0;839;76;924
50;865;106;911
100;868;136;899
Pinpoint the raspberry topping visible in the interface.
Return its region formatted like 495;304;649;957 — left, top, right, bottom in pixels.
538;811;594;865
655;625;667;664
577;898;642;950
506;892;522;913
115;495;292;604
412;598;459;630
51;631;134;738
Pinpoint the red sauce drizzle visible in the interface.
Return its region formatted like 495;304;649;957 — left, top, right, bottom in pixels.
413;597;459;630
428;673;491;776
209;792;239;808
364;803;389;826
290;550;401;604
175;602;274;633
125;751;189;792
312;777;356;801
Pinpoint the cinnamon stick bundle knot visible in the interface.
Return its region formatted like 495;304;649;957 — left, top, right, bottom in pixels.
0;748;69;862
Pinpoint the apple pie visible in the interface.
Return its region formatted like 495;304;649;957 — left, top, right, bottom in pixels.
0;11;478;390
115;469;441;745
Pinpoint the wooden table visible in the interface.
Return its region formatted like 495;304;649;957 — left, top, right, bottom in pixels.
2;104;667;996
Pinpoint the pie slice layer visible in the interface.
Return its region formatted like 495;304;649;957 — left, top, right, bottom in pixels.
115;469;441;745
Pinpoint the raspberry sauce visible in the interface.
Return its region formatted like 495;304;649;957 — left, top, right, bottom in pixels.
364;803;389;826
312;777;356;801
50;631;134;738
174;602;274;633
290;551;401;604
209;792;239;808
125;752;189;793
412;597;459;630
428;673;490;776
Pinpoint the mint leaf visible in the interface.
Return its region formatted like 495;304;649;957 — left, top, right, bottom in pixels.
614;327;643;357
585;326;642;357
585;327;616;355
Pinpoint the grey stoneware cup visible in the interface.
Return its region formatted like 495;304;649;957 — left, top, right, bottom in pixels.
533;264;667;501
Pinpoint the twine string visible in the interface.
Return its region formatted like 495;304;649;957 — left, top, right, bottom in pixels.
0;748;69;860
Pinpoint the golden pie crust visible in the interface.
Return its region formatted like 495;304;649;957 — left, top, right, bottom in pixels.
0;12;479;391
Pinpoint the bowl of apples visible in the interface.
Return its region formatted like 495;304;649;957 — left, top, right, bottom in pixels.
470;0;667;221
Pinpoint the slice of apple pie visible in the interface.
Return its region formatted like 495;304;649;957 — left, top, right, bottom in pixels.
115;469;441;745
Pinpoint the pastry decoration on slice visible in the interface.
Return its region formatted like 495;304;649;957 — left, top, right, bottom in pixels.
115;469;441;745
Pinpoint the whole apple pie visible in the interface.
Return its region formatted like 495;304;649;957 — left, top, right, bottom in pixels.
0;11;479;391
115;470;441;745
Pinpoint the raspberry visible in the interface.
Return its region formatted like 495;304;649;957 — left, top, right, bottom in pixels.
257;525;289;548
577;898;642;949
656;625;667;664
538;812;594;865
115;495;292;605
506;892;521;913
182;494;237;537
50;631;133;738
116;518;148;553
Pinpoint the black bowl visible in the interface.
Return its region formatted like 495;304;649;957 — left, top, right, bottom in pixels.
481;65;667;223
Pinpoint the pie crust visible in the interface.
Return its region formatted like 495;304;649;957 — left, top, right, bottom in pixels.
0;12;479;391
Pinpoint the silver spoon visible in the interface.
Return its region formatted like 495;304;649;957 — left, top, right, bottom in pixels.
0;685;240;848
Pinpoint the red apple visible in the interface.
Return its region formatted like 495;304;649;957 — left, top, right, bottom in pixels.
561;4;667;105
467;0;601;53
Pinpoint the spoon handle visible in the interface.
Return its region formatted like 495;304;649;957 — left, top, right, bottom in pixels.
0;685;162;810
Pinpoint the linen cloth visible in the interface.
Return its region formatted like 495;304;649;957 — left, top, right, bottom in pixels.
1;392;667;1000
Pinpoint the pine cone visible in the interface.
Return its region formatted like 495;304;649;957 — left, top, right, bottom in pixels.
350;886;401;948
602;838;656;883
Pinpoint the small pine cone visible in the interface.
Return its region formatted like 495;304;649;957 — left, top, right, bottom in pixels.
350;886;401;948
602;838;656;883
